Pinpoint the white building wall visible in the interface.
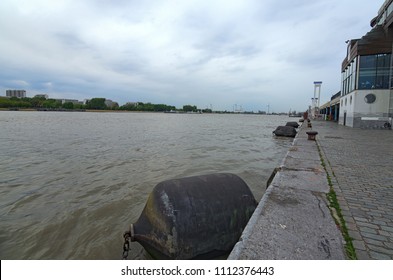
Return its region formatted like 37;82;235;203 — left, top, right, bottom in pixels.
339;89;391;128
390;89;393;115
339;92;356;127
354;89;390;115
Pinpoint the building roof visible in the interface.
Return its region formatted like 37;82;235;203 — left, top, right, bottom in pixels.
319;95;341;110
371;0;393;28
342;25;393;71
342;0;393;71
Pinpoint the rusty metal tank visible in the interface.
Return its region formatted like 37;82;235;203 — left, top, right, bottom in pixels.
128;173;257;259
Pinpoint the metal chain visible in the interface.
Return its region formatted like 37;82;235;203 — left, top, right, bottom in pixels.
122;230;131;260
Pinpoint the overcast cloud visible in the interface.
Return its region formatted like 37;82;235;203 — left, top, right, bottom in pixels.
0;0;385;112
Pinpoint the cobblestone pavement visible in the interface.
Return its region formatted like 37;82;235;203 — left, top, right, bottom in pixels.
313;120;393;259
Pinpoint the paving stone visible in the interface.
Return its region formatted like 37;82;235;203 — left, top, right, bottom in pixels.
384;242;393;249
378;230;393;237
352;210;368;218
378;217;392;223
371;220;387;227
357;222;380;230
358;226;378;235
380;226;393;233
365;239;385;247
355;249;371;260
347;229;363;241
362;232;389;242
352;240;367;251
346;222;358;232
314;121;393;260
341;210;352;217
340;205;350;211
368;244;393;256
344;216;356;225
370;209;389;215
369;251;392;260
382;213;393;219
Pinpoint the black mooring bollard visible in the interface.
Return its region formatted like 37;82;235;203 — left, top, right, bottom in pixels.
306;131;318;140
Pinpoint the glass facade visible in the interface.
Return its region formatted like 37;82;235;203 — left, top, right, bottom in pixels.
341;57;357;95
377;1;393;25
342;53;392;95
358;54;391;89
341;0;393;99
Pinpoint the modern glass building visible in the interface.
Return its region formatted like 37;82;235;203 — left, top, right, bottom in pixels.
339;0;393;128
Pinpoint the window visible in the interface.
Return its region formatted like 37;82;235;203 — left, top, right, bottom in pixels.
359;55;376;89
341;58;358;95
364;93;376;104
389;2;393;17
376;54;391;89
358;54;391;89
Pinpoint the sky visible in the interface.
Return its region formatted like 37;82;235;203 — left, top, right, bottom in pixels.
0;0;386;112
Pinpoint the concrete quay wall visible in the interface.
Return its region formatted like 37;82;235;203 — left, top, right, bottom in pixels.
228;124;346;259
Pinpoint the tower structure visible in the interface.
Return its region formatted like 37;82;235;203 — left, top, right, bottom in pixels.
312;81;322;118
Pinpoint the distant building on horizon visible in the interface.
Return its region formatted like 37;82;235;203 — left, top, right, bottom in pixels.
6;89;26;98
338;0;393;128
104;99;114;107
34;94;49;99
61;99;81;104
125;102;139;106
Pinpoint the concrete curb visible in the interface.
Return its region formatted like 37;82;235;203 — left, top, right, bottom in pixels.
228;123;346;260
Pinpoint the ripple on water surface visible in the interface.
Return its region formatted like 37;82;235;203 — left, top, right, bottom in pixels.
0;111;295;259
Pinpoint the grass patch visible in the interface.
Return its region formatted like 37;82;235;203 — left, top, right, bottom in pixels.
317;145;357;260
326;185;357;259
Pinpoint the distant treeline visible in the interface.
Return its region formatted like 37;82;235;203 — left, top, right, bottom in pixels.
0;96;207;112
0;96;86;110
119;102;176;112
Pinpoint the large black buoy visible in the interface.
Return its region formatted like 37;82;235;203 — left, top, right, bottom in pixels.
285;121;299;128
128;173;257;259
273;125;297;137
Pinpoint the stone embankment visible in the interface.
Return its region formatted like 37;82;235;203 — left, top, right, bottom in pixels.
228;122;346;259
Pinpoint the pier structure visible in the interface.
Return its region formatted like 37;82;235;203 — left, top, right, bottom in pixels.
311;81;322;119
230;120;393;260
229;122;346;260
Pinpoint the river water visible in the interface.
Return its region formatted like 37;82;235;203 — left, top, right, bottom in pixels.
0;111;295;259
